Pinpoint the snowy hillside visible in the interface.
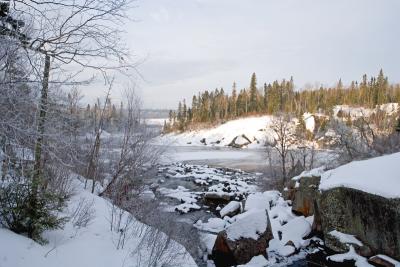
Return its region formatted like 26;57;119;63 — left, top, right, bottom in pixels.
155;116;277;149
0;178;196;267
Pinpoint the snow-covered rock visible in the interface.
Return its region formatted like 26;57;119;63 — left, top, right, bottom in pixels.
303;112;316;133
220;201;241;218
319;152;400;198
333;103;399;121
212;209;273;266
327;246;373;267
226;209;270;241
244;191;280;211
328;230;363;247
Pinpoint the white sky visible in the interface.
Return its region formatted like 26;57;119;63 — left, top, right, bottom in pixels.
83;0;400;109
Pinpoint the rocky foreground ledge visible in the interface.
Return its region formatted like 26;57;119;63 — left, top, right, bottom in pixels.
198;152;400;267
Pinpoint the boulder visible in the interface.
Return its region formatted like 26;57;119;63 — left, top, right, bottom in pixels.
204;192;231;206
290;175;321;217
317;187;400;260
228;134;252;148
219;201;241;218
212;210;273;267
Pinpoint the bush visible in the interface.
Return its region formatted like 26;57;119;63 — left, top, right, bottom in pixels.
0;171;67;244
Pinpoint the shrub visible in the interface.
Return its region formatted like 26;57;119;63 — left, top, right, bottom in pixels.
0;171;67;244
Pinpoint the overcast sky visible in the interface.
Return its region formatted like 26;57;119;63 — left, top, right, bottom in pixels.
85;0;400;109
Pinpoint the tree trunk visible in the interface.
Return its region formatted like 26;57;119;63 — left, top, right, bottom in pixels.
87;132;101;193
28;54;50;239
33;54;50;190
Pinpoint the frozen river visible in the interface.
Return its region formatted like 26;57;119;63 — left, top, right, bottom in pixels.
161;146;270;173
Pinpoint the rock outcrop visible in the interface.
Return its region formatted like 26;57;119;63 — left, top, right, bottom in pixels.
286;169;400;261
317;187;400;259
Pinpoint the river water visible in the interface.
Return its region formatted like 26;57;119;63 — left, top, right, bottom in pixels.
162;146;270;172
140;145;316;267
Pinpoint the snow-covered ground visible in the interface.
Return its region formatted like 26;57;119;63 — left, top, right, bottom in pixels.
156;103;399;152
0;178;196;267
155;116;276;149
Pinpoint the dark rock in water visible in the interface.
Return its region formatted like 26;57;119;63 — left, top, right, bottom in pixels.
200;138;207;145
317;187;400;260
204;192;231;207
211;212;273;267
306;249;357;267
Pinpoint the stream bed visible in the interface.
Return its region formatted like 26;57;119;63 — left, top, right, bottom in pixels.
134;146;332;267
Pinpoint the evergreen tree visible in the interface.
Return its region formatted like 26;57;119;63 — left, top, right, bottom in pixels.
263;83;268;112
249;73;258;112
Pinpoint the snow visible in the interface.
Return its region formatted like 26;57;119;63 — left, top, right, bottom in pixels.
155;116;276;149
292;166;326;181
244;191;280;211
199;233;218;255
174;202;201;213
139;190;155;201
0;178;196;267
303;112;315;133
373;255;400;266
327;246;373;267
333;103;399;120
328;230;363;246
237;255;270;267
333;105;373;119
220;201;241;218
280;216;312;249
320;152;400;198
226;209;269;241
379;103;399;115
195;218;227;233
158;186;198;204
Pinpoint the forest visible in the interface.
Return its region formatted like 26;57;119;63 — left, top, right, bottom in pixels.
166;70;400;132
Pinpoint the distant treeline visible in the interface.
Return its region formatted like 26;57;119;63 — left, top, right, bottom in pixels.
165;70;400;132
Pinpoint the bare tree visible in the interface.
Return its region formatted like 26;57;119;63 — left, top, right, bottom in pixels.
0;0;135;241
85;81;113;193
267;113;296;187
3;0;134;193
99;87;161;197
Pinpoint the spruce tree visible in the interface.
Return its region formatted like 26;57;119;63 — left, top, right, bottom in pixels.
249;73;258;112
